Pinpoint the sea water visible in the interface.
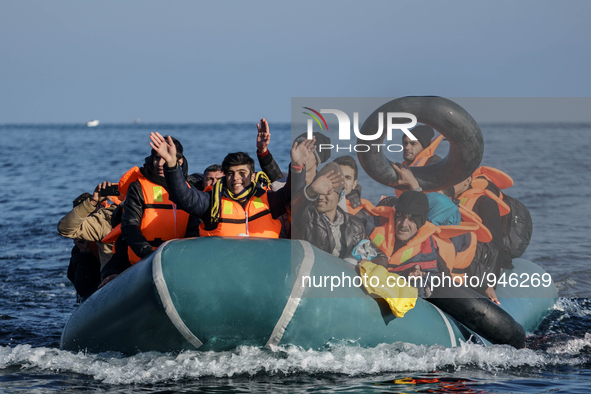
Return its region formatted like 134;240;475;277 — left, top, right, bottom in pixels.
1;123;590;393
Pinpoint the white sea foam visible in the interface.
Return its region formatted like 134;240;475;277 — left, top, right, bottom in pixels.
553;297;584;314
546;333;591;355
0;341;586;385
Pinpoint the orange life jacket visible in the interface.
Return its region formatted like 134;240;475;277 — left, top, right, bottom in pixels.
448;232;478;285
101;174;190;264
386;222;457;274
458;187;511;217
447;203;499;285
101;166;144;248
471;166;514;191
369;206;400;257
458;204;492;243
346;197;376;216
395;135;444;197
368;207;458;273
91;167;142;206
117;166;142;199
199;192;282;238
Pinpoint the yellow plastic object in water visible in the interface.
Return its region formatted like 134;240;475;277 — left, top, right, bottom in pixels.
358;261;418;318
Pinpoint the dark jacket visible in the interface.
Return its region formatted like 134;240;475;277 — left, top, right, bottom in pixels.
101;237;132;281
345;185;379;235
471;193;512;271
68;245;101;302
257;149;285;183
292;186;388;267
102;157;201;280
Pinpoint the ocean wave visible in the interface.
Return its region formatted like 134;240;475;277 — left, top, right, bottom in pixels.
0;341;586;385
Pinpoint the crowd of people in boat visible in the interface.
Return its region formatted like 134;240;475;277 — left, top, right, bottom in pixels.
58;119;530;305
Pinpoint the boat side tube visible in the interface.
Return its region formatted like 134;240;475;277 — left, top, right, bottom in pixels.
60;238;555;354
60;249;199;354
494;258;558;333
158;237;471;351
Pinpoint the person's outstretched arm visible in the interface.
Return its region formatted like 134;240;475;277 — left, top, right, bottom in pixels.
256;118;284;182
267;135;315;217
58;182;114;241
150;132;211;217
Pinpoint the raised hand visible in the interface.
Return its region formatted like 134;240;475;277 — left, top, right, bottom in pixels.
149;132;177;168
308;170;343;197
91;181;112;206
391;162;420;190
291;136;316;169
256;118;271;154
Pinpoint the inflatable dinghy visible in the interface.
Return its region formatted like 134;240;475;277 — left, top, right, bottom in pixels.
61;237;557;354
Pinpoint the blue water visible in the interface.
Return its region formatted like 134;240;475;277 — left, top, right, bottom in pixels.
1;122;591;393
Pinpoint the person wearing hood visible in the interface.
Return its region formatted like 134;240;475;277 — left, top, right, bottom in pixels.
292;162;388;267
99;136;201;288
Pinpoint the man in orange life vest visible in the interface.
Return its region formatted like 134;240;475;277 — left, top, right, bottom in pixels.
375;191;452;298
387;164;501;304
99;137;201;288
453;175;513;271
392;125;444;197
402;125;443;167
426;192;501;305
149;131;309;238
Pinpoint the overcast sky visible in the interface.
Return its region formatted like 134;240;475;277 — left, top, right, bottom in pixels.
1;1;590;123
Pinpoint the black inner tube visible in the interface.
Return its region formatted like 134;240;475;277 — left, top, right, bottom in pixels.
357;96;484;192
429;285;526;349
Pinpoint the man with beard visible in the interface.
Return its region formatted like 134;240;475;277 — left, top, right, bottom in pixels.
402;125;443;167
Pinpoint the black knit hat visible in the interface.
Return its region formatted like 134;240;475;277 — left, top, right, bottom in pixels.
295;132;331;166
395;191;429;229
403;125;435;149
